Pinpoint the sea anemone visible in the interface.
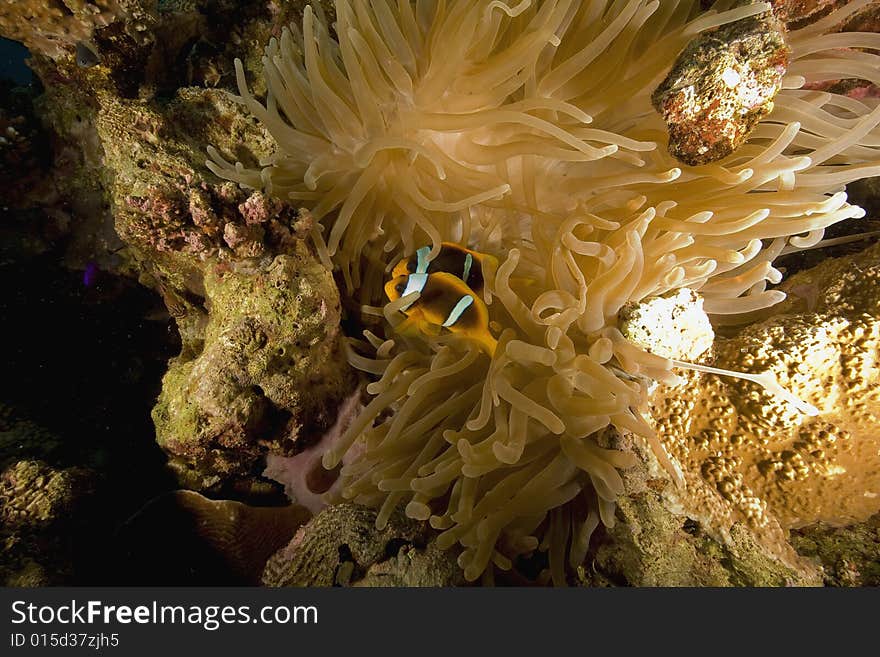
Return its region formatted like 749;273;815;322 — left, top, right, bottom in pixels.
208;0;880;583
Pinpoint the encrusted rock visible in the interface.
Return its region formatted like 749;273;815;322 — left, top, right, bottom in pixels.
3;0;352;499
0;0;156;60
100;87;283;270
770;0;878;31
576;426;821;586
653;5;790;166
770;0;845;26
790;512;880;586
262;503;465;587
152;244;354;490
586;493;819;586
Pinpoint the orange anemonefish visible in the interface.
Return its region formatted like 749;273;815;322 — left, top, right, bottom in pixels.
385;243;498;355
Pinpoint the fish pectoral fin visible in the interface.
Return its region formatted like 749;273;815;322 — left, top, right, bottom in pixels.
394;315;423;337
394;315;441;339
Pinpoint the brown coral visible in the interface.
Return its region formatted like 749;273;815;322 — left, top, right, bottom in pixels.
651;241;880;551
0;459;96;586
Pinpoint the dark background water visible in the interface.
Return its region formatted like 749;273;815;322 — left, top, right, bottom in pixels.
0;37;33;85
1;36;181;584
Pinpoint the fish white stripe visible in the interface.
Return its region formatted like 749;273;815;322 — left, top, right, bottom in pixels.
462;253;473;282
401;273;428;310
443;295;474;327
416;246;431;275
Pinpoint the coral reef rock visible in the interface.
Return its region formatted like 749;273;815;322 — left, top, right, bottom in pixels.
0;0;156;60
576;426;821;586
652;6;790;165
262;503;465;587
152;244;353;491
1;0;351;495
770;0;875;29
587;492;820;586
791;512;880;586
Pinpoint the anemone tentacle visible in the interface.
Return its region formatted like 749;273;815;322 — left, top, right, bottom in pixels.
209;0;880;584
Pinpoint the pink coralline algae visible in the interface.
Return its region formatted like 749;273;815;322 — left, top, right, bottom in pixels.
238;191;284;225
124;184;303;259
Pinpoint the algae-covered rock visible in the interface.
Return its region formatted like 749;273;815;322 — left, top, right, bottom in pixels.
577;427;821;587
7;2;355;497
2;0;352;503
101;87;284;269
791;514;880;586
353;541;467;588
587;491;820;586
1;0;324;291
262;503;464;587
152;243;354;490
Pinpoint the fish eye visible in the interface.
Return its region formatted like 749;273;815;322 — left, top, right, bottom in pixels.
406;259;416;272
396;282;406;294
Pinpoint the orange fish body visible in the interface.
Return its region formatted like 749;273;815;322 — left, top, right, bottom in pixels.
386;244;498;355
